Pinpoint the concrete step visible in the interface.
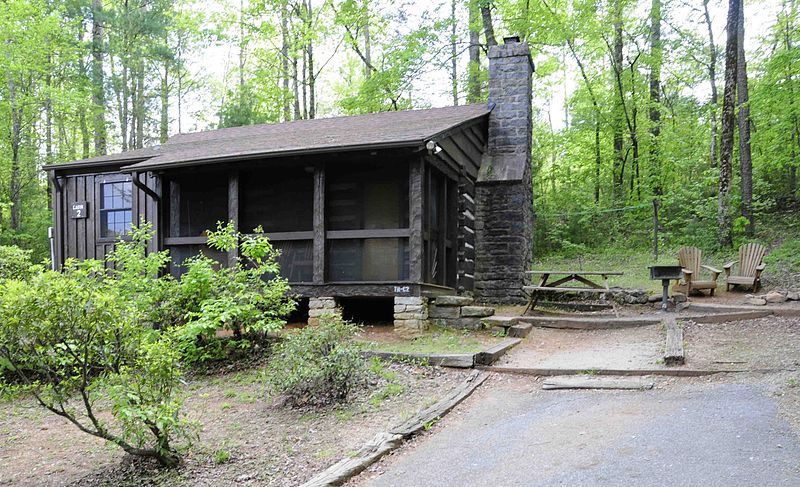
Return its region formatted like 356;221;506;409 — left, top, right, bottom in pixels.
461;306;495;318
433;295;474;307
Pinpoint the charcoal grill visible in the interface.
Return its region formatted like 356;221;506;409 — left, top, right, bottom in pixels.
649;265;683;311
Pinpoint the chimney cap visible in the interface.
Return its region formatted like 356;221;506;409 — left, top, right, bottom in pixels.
503;35;521;44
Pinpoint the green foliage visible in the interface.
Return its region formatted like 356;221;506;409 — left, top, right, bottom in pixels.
175;222;295;363
0;262;194;467
0;245;35;281
764;239;800;273
266;316;367;408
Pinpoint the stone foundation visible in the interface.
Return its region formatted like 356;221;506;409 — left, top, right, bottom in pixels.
428;296;495;330
308;297;341;326
394;296;429;338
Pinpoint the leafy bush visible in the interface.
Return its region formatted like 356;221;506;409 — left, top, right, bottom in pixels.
266;316;367;408
175;222;295;363
0;245;34;281
0;264;195;467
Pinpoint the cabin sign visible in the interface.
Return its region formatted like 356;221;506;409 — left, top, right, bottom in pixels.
70;201;88;219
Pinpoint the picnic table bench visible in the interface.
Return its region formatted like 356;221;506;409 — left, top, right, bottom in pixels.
523;270;624;313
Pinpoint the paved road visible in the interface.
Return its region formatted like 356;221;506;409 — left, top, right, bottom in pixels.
365;379;800;487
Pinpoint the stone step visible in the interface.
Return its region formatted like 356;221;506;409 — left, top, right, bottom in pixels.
434;295;474;307
482;316;518;328
461;306;495;318
507;322;533;338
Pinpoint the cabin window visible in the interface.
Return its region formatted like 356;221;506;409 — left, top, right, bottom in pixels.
99;181;132;238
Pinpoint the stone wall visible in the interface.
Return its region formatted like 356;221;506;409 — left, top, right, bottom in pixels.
474;37;534;305
308;296;341;326
394;296;429;338
428;296;495;330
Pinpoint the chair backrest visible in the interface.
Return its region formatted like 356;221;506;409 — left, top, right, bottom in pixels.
737;243;766;277
677;246;702;276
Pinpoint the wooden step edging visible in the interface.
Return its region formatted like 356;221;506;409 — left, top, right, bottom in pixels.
478;365;726;377
542;376;655;390
300;370;489;487
664;317;685;366
517;315;662;330
360;337;524;369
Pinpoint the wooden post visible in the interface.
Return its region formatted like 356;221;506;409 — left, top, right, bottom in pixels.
313;164;325;284
409;158;424;283
653;199;660;260
228;171;239;267
169;179;180;238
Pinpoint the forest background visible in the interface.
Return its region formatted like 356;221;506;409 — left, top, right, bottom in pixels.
0;0;798;274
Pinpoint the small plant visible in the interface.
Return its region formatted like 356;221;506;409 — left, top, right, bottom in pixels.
265;316;368;407
214;448;232;464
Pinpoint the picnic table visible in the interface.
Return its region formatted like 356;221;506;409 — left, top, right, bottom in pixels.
522;270;624;313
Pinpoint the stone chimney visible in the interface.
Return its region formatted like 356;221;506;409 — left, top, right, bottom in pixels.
474;36;534;304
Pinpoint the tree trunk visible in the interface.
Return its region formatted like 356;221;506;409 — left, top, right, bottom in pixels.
450;0;458;106
718;0;739;248
363;0;373;79
8;76;22;230
281;4;291;121
737;0;753;235
121;62;129;151
135;62;145;149
92;0;107;155
467;0;481;102
45;67;53;163
293;52;301;120
79;105;90;159
480;3;497;47
306;0;315;119
649;0;663;195
703;0;718;168
160;65;169;144
612;0;625;201
595;115;601;203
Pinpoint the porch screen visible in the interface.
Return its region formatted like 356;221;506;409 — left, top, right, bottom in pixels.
326;161;409;282
169;171;228;237
240;166;314;283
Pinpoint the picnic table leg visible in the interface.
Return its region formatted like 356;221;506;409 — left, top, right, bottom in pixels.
523;273;549;315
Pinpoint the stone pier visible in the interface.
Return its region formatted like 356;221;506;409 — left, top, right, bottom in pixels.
394;296;429;338
308;297;341;326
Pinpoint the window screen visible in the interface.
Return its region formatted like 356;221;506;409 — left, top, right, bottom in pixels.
328;238;409;281
100;181;132;238
240;167;313;233
326;162;409;231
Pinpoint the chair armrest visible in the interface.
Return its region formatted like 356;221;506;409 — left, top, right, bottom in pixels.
681;269;693;283
755;263;766;276
701;265;722;279
723;261;737;276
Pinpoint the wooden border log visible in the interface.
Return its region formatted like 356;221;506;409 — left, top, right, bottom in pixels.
542;376;655;390
360;351;474;368
475;338;521;365
301;371;488;487
664;317;685;366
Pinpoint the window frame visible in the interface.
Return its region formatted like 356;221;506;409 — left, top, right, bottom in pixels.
96;174;133;242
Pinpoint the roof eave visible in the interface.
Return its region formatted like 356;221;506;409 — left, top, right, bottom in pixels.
121;139;427;172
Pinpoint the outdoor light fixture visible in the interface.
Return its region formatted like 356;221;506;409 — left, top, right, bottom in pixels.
425;140;443;155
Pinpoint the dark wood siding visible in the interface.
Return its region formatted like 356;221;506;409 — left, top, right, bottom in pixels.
55;170;159;266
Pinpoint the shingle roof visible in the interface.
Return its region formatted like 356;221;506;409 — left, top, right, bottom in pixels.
119;104;490;171
45;104;490;172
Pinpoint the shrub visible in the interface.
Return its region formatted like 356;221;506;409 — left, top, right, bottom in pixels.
0;245;34;281
0;264;195;467
175;222;295;363
266;316;367;407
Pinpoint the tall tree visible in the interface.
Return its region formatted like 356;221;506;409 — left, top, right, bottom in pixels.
737;0;754;236
648;0;662;195
718;0;740;248
466;0;481;102
91;0;107;155
702;0;719;168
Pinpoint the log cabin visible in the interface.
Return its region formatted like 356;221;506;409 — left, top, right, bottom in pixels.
45;37;534;333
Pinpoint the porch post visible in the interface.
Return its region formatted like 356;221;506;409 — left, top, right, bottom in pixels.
313;164;325;284
228;171;239;266
409;157;424;283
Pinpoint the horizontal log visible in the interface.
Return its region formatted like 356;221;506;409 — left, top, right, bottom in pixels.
542;376;655;390
475;338;522;365
664;317;685;366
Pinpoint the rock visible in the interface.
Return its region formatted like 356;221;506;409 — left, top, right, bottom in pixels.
765;291;788;303
745;297;767;306
788;291;800;301
461;306;495;318
434;295;473;307
647;294;662;303
428;306;460;319
672;292;687;303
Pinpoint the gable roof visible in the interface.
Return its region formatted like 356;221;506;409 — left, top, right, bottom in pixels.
45;104;491;172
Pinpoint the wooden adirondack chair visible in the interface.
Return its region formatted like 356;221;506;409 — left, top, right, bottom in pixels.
724;243;767;292
672;246;721;296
